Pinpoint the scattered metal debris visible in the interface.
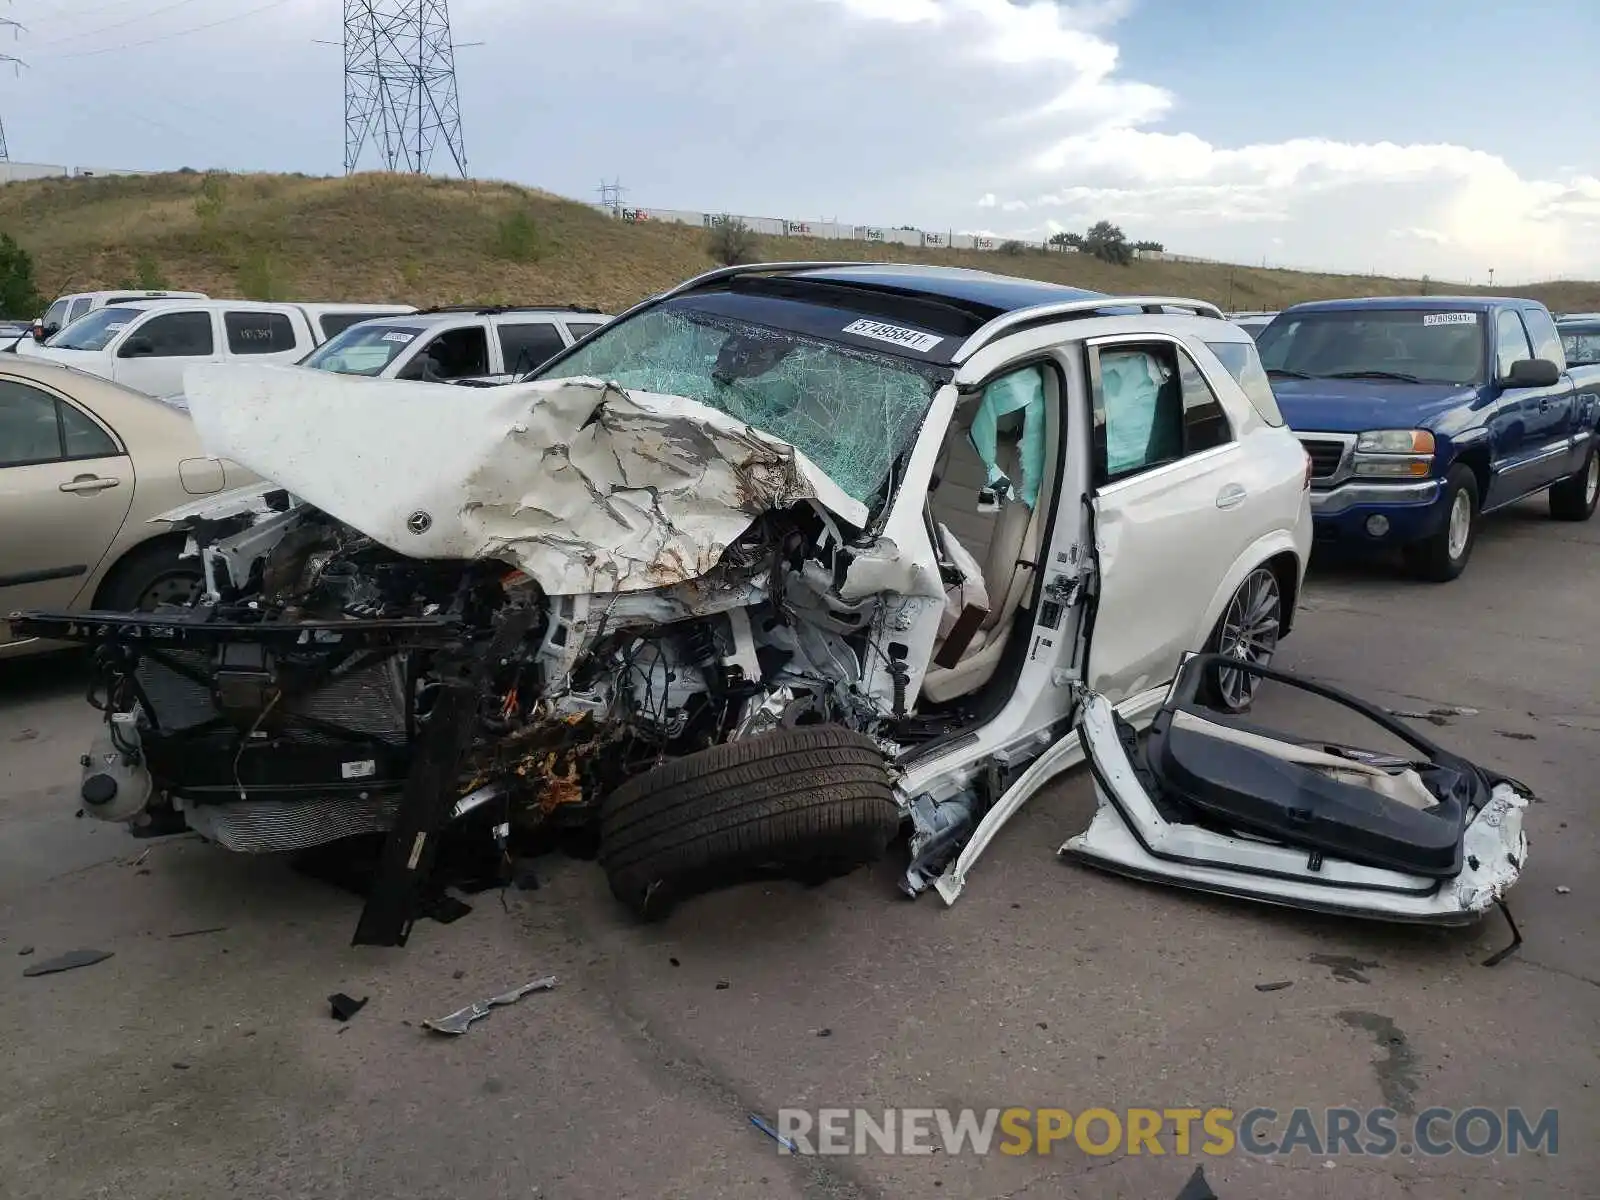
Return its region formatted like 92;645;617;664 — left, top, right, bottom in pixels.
22;949;113;977
1557;886;1572;895
422;975;557;1035
1483;900;1523;967
329;993;369;1021
169;926;228;939
749;1114;799;1152
1254;980;1294;992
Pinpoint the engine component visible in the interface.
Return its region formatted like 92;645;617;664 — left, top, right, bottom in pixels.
78;712;153;823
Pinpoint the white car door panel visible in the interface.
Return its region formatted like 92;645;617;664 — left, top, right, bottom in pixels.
1090;445;1243;697
112;309;220;397
1084;336;1251;699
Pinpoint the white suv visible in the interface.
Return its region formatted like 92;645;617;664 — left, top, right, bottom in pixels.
34;290;209;342
20;268;1519;940
299;305;612;383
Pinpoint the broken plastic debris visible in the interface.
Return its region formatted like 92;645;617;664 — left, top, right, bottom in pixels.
749;1114;798;1152
1557;886;1572;895
22;949;113;977
422;975;557;1035
1254;980;1294;992
329;993;369;1021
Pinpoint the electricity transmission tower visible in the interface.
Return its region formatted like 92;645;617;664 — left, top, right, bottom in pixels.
0;13;25;164
342;1;466;177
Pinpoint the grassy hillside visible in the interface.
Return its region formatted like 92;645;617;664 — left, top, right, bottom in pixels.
4;170;1598;315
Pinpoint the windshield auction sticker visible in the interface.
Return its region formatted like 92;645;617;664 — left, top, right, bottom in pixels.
842;318;944;353
1422;313;1477;325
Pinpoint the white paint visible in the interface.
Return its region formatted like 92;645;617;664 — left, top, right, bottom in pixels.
181;364;867;596
1064;692;1529;922
841;318;944;353
1423;312;1478;326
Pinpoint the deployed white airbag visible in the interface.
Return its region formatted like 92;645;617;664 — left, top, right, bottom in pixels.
181;364;868;596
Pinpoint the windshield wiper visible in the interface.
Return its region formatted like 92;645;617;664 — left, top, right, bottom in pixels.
1324;369;1426;384
1266;368;1312;379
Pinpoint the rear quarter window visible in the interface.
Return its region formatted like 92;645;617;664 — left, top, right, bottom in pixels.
1204;340;1284;426
225;310;298;355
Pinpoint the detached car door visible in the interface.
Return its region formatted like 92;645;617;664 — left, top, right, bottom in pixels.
1081;336;1252;699
0;376;133;644
111;309;220;398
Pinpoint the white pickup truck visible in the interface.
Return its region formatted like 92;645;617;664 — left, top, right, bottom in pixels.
16;298;415;397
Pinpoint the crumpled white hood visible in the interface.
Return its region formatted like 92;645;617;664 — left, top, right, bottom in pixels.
181;363;868;596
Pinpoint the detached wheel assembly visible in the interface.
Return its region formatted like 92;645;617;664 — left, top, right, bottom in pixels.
598;725;901;920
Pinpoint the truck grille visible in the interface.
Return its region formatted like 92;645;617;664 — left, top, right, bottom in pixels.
1299;437;1347;482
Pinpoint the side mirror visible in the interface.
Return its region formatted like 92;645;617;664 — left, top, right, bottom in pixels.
120;336;155;359
1505;358;1561;388
33;323;53;342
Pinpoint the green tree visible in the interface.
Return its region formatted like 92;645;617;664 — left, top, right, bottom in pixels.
1048;231;1083;251
1083;220;1133;266
0;233;44;317
999;239;1027;256
706;215;758;266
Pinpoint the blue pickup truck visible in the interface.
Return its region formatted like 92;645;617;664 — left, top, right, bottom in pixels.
1255;297;1600;580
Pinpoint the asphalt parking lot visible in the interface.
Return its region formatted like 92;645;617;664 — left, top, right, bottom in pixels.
2;496;1595;1200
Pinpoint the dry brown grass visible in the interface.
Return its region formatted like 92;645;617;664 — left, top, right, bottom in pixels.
5;170;1598;314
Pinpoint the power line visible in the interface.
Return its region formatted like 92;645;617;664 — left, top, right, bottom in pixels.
30;0;210;48
343;1;467;178
34;0;291;61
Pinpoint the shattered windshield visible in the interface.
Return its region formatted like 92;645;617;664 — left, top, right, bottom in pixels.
532;306;942;509
301;323;427;375
1256;310;1486;386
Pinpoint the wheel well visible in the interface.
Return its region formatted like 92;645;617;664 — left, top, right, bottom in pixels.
1266;550;1301;637
1452;445;1491;500
91;532;192;609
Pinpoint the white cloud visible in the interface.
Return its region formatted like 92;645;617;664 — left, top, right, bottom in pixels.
7;0;1594;281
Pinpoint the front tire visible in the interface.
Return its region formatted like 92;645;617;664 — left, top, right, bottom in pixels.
96;539;203;612
1548;443;1600;522
598;725;900;920
1197;564;1283;714
1405;465;1478;582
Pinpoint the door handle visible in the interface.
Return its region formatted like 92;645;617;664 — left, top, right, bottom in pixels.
1539;398;1553;411
1215;484;1247;510
59;474;119;494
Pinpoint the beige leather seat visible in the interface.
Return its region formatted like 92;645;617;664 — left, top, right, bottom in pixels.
920;426;1041;703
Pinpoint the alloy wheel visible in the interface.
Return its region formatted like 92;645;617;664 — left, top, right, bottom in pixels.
1215;566;1282;711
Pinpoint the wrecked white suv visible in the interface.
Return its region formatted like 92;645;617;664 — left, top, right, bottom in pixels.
13;264;1528;946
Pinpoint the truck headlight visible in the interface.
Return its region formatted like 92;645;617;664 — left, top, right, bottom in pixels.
1356;429;1435;454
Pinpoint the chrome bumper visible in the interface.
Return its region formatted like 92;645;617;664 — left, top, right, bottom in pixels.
1310;479;1440;515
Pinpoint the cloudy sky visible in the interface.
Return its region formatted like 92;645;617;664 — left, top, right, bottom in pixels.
9;0;1599;282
